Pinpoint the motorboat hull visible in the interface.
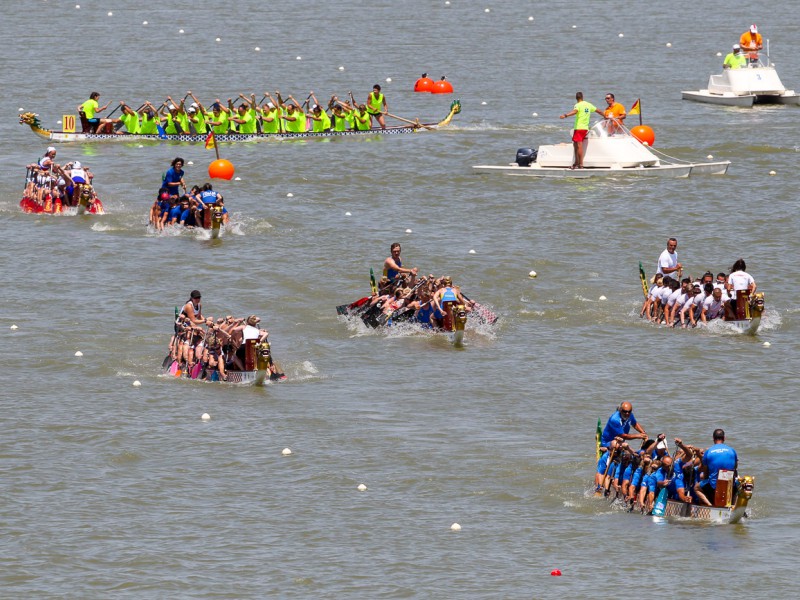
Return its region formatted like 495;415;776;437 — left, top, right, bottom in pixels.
683;64;800;107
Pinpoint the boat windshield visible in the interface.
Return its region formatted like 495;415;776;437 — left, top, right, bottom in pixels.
587;119;627;139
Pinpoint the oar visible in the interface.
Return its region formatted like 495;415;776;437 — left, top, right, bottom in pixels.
595;418;602;460
104;101;122;119
651;457;673;517
369;268;378;295
595;446;617;497
386;112;434;131
461;292;498;324
336;296;370;315
638;262;649;299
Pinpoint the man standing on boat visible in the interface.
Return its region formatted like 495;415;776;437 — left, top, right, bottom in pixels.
723;44;747;70
602;93;626;134
724;259;757;320
656;238;682;278
600;402;647;451
739;24;763;65
696;429;738;506
559;92;605;169
367;84;388;130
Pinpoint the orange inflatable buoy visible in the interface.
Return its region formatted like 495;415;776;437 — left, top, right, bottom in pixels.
431;76;454;94
209;159;235;180
414;72;435;93
631;125;655;147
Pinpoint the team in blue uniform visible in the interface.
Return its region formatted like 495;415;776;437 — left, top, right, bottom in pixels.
596;411;741;514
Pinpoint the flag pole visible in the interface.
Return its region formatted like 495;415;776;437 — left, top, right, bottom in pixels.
638;99;642;127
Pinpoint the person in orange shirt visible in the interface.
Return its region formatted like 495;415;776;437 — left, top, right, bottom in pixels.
739;24;763;65
602;93;626;135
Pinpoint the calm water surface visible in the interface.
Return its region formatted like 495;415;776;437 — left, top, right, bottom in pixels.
2;2;799;597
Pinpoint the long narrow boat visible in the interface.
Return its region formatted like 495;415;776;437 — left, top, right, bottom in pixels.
19;101;461;143
21;167;105;215
163;338;283;386
594;433;755;524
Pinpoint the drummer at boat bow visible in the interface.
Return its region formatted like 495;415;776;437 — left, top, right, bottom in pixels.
724;259;757;320
601;403;647;451
656;238;682;277
383;243;418;283
181;290;205;326
559;92;605;169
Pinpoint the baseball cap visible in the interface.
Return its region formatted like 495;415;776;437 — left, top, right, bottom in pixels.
190;102;198;108
73;161;81;168
187;107;196;113
47;146;56;152
733;44;741;50
750;24;757;33
168;104;177;110
267;102;275;108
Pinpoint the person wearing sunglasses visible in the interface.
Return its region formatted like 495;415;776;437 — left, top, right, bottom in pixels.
600;402;648;453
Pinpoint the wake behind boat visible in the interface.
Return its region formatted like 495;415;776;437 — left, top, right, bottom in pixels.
473;120;729;178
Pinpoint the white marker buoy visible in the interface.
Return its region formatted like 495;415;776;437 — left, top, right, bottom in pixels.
485;8;490;13
75;351;83;357
386;77;392;83
763;342;771;347
599;295;607;301
345;211;351;216
451;523;461;531
769;170;776;175
143;21;148;25
234;176;241;181
572;25;577;29
528;271;537;278
57;120;62;124
133;380;141;387
445;1;450;5
528;16;534;21
201;413;211;421
618;33;624;38
481;101;487;105
666;42;672;48
468;249;476;254
138;144;144;148
18;108;24;112
339;66;345;71
716;52;722;57
215;37;221;42
282;447;292;456
296;56;302;60
187;161;194;165
357;484;367;491
75;4;80;8
179;29;184;33
405;228;412;233
255;47;260;51
287;193;293;197
532;112;538;117
707;155;714;159
108;11;113;16
10;325;18;330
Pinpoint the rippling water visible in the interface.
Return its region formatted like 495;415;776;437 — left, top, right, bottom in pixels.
2;1;799;597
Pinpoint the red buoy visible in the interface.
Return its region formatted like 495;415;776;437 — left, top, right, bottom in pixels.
550;569;562;577
209;159;235;180
631;125;655;147
414;73;435;93
432;76;454;94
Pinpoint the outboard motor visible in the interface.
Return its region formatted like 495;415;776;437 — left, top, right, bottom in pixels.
516;147;537;167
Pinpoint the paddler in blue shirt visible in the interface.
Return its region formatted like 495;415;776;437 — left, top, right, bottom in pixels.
696;429;738;506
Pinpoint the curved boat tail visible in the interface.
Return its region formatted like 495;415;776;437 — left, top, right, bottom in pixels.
210;206;224;239
437;100;462;127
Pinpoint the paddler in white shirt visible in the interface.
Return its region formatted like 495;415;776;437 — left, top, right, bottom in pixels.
724;259;757;320
700;287;725;323
656;238;682;277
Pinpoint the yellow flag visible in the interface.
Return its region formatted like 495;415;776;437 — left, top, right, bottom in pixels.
204;131;216;150
629;99;640;115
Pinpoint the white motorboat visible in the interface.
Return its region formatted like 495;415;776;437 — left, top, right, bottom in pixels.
682;43;800;107
472;121;730;179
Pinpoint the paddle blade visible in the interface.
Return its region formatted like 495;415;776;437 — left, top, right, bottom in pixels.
157;123;167;139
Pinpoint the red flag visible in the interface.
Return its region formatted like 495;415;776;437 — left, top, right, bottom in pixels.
204;131;216;150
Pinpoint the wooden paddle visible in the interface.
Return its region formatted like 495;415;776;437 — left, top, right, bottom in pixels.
595;418;602;460
386;112;434;131
370;268;378;295
638;262;649;299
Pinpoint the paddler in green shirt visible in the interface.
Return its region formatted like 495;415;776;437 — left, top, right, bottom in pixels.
231;93;258;134
161;100;183;135
118;101;141;134
723;44;747;69
307;93;331;132
260;93;282;133
282;98;307;133
208;99;231;134
328;96;351;132
559;91;605;169
187;92;208;135
139;101;160;135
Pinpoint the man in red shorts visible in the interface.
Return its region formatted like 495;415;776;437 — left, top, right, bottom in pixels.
560;91;605;169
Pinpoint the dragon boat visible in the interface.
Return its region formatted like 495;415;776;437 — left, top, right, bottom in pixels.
21;166;104;215
593;426;755;525
163;338;283;386
638;263;765;335
19;101;461;143
472;120;730;178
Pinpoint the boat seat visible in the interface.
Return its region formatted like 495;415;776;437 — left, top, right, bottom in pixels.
79;111;97;134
